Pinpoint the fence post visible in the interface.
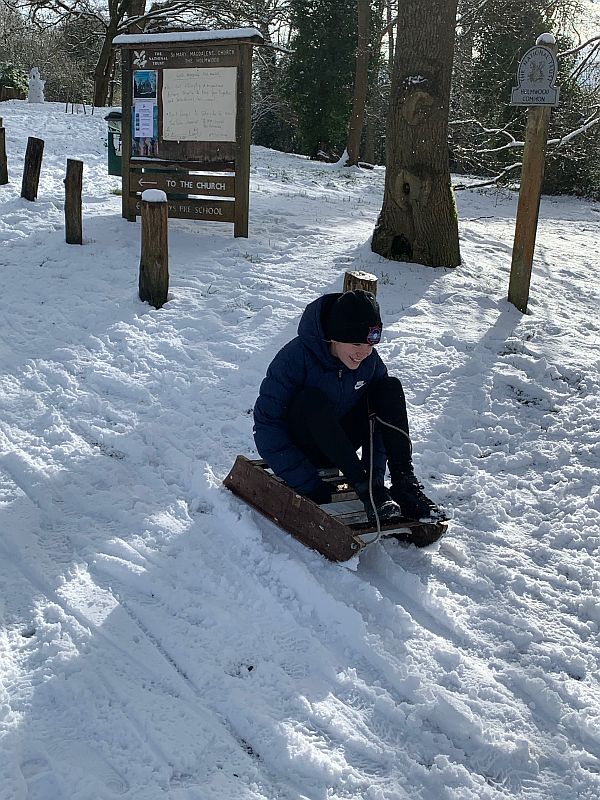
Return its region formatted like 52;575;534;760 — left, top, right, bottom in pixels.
139;190;169;309
64;159;83;244
21;137;44;201
0;117;7;185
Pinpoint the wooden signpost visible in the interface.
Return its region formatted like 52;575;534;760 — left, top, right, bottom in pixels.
113;28;264;237
0;117;7;185
508;34;560;313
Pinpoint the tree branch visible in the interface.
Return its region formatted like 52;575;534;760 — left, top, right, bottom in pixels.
453;161;523;190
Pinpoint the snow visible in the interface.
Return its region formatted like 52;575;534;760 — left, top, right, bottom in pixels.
0;100;599;800
536;33;557;45
142;189;167;203
113;28;264;46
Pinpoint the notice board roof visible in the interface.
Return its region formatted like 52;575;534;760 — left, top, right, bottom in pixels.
113;27;264;46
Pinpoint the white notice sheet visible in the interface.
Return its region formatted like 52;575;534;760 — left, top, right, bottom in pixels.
134;101;155;138
162;67;237;142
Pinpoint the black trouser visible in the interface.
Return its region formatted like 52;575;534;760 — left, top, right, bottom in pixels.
286;377;412;488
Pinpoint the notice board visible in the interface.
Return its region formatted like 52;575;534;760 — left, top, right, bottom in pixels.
113;28;264;237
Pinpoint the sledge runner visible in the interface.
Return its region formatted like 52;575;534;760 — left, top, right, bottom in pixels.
253;290;445;526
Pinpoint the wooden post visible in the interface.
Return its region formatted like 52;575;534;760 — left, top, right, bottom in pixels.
121;49;135;222
139;191;169;309
21;137;44;201
343;270;378;296
508;40;557;313
0;117;7;185
234;42;252;238
64;159;83;244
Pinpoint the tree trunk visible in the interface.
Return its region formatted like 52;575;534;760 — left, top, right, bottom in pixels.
363;114;375;164
126;0;146;33
94;18;120;107
386;0;394;68
93;0;146;106
107;52;118;107
372;0;461;267
346;0;371;166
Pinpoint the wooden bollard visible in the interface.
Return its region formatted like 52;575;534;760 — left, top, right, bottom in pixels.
139;190;169;309
0;117;7;185
21;137;44;201
64;159;83;244
343;270;377;296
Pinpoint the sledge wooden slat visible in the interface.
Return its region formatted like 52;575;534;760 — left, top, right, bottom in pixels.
223;455;366;562
342;512;446;546
224;456;448;558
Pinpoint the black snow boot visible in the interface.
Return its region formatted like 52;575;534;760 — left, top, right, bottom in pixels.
354;481;402;524
390;474;446;523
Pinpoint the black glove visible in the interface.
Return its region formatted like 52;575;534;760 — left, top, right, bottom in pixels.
305;480;334;505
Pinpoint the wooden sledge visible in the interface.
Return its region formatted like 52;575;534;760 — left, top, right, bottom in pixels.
223;456;447;563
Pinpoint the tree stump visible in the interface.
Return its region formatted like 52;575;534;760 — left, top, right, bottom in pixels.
343;270;378;296
0;118;7;185
64;159;83;244
21;137;44;201
139;191;169;309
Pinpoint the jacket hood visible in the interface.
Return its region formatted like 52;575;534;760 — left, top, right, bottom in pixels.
297;293;341;367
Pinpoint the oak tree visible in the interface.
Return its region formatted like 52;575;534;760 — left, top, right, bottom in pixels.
372;0;460;267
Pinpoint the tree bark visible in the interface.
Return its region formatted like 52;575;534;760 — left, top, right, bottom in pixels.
386;0;394;68
126;0;146;33
346;0;371;166
372;0;461;267
93;0;146;106
93;16;120;107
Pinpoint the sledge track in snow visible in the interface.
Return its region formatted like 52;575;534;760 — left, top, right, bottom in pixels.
0;516;291;799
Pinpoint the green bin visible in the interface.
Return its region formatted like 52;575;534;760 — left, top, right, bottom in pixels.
105;110;122;176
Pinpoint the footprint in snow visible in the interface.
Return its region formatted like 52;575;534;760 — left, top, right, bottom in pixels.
47;739;129;796
20;755;63;800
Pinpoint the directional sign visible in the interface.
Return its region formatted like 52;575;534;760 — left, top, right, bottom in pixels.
134;196;235;222
511;45;559;106
131;171;235;197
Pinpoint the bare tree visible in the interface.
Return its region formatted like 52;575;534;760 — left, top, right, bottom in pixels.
372;0;461;267
6;0;290;106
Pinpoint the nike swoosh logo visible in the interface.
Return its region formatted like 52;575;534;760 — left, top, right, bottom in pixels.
354;381;366;390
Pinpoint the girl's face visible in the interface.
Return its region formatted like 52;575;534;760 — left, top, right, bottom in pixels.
330;341;373;370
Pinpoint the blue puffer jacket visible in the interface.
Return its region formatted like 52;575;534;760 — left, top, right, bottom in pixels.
253;293;388;494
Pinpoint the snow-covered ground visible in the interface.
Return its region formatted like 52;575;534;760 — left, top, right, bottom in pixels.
0;101;598;800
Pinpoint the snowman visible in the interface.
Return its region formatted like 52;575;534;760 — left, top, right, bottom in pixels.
28;67;45;104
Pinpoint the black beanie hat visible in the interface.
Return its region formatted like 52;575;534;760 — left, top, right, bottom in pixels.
325;290;382;345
